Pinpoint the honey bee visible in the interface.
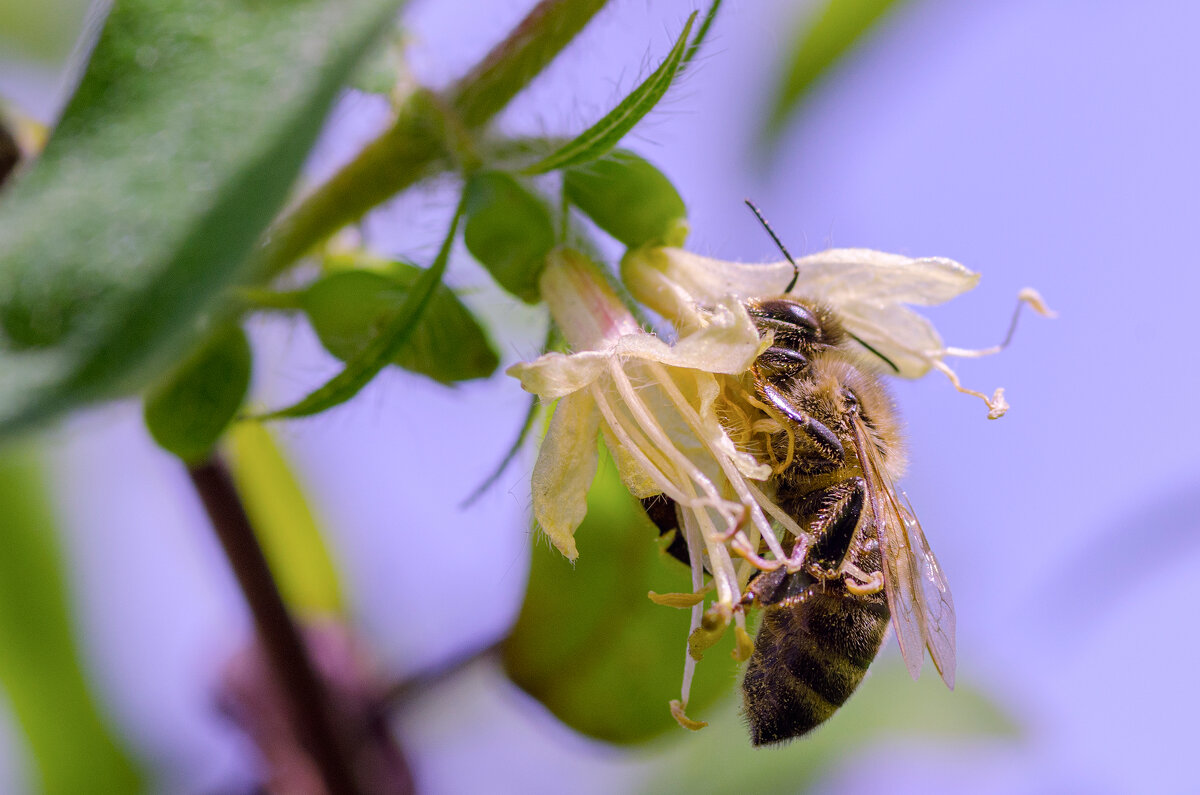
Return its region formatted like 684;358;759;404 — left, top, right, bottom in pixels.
644;205;956;744
737;292;955;744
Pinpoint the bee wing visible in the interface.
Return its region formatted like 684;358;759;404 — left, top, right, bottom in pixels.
849;416;956;689
899;492;956;689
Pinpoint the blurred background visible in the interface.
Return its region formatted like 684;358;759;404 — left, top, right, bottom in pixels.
3;0;1199;792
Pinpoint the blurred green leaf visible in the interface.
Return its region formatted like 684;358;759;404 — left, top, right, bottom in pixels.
143;325;252;464
0;0;406;440
767;0;905;137
257;205;463;420
303;266;498;385
224;423;345;615
463;171;555;303
0;445;144;794
349;30;407;97
521;12;697;175
503;446;739;744
0;0;91;61
643;663;1018;794
565;150;688;249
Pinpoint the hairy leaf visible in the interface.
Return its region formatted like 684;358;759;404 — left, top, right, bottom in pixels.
503;446;739;744
0;446;144;794
257;206;463;419
0;0;406;440
463;171;555;303
767;0;906;136
521;11;697;175
143;325;252;464
564;150;688;249
304;266;498;385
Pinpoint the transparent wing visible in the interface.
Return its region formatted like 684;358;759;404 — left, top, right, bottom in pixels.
900;492;957;689
849;415;956;688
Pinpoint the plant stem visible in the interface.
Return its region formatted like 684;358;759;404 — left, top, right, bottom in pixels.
384;636;506;707
189;458;361;795
255;0;611;281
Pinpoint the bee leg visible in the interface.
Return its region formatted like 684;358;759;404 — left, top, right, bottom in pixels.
842;564;884;596
755;346;808;381
740;566;788;607
730;535;783;572
758;382;845;465
741;564;817;608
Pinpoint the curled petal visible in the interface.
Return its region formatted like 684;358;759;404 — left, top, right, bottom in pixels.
507;350;610;399
531;391;601;560
611;298;761;375
836;302;945;378
623;247;980;379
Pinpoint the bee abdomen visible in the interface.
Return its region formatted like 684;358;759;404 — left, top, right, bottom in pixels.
743;590;889;745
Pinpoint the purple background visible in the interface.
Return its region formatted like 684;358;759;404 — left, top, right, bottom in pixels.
5;0;1200;792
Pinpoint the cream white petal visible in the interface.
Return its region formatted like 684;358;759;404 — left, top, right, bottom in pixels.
836;302;945;378
790;249;979;306
635;247;978;307
694;371;771;480
600;425;661;499
611;299;761;375
531;391;601;560
507;350;610;399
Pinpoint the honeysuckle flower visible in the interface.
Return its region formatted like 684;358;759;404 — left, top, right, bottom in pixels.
508;248;767;560
510;243;1051;731
509;248;791;726
623;246;1054;418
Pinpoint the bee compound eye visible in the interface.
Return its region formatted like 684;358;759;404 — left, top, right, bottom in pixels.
751;299;821;334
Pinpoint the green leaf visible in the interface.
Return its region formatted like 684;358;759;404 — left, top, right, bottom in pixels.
643;664;1018;793
0;445;144;794
0;0;91;61
766;0;906;137
224;423;345;616
303;266;498;385
564;150;688;249
463;171;555;303
0;0;406;441
503;446;740;744
143;325;252;464
349;30;407;97
520;11;697;175
257;205;463;420
680;0;724;72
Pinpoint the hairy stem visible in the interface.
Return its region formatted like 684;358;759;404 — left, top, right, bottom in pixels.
189;458;362;795
255;0;611;281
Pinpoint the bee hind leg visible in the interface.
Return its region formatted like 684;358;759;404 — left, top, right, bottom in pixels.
841;563;884;596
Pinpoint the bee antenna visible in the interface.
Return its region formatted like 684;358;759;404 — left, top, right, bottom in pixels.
744;199;799;293
846;331;901;374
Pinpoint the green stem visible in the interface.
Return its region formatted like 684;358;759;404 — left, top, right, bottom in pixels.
236;286;306;311
255;0;611;281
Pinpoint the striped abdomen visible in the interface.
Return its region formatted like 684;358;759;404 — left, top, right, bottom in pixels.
742;564;888;745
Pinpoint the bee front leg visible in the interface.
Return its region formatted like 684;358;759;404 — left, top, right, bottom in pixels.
758;382;845;466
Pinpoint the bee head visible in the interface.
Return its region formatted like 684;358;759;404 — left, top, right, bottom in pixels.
747;298;846;354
